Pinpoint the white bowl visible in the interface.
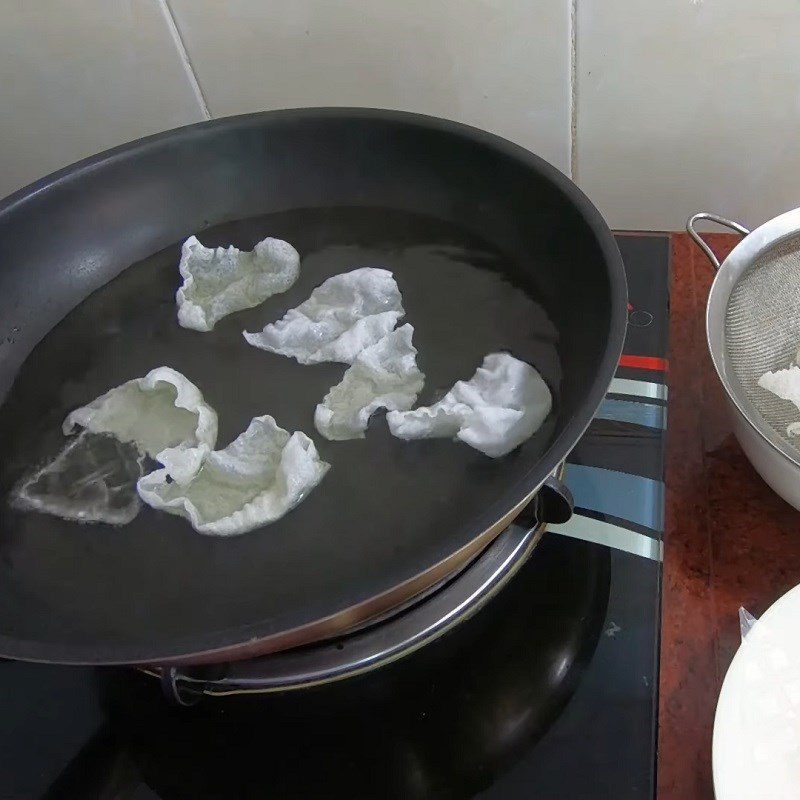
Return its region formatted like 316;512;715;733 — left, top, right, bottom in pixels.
713;583;800;799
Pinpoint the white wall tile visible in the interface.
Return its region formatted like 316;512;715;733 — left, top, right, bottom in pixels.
168;0;571;173
577;1;800;231
0;1;207;199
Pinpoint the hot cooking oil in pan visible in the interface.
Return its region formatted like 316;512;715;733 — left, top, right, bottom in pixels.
0;207;560;650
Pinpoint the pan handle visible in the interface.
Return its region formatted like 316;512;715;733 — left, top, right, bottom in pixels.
516;474;574;528
686;213;750;270
537;475;574;524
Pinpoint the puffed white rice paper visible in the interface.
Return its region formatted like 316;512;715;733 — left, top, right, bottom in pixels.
244;268;404;364
387;352;552;458
177;235;300;332
137;415;330;536
63;366;218;484
14;368;217;525
758;365;800;436
315;324;424;441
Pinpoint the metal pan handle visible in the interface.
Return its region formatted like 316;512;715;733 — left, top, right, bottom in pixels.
515;474;574;528
536;475;574;524
686;213;750;271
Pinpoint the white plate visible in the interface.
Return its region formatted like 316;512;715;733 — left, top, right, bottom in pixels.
713;583;800;799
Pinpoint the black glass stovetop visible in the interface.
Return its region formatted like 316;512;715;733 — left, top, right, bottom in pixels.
0;235;669;800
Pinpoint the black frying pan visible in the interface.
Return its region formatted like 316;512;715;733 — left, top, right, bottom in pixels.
0;109;625;665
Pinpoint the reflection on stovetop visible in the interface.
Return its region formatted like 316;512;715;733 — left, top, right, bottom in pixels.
22;536;608;800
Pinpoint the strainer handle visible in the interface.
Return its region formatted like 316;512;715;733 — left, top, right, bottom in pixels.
686;213;750;270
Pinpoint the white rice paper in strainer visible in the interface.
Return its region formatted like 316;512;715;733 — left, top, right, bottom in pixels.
725;236;800;448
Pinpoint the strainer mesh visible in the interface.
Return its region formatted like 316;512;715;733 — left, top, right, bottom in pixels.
726;236;800;447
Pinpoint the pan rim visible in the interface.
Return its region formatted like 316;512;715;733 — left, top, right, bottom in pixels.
0;108;627;665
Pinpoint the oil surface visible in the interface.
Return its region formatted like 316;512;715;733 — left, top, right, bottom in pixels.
0;207;560;654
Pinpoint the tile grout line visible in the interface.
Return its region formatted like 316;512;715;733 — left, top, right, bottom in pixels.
569;0;578;181
156;0;212;120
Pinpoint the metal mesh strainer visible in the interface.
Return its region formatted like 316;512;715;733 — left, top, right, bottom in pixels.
690;210;800;467
726;238;800;443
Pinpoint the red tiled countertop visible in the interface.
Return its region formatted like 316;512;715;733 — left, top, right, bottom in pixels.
659;233;800;798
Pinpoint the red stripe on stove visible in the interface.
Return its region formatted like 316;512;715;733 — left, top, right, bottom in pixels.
619;355;669;372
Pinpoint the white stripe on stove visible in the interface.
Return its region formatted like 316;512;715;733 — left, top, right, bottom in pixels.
608;377;667;401
549;513;663;562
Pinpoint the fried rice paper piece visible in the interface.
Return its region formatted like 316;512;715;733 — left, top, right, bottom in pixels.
387;353;552;458
244;268;404;364
314;325;424;441
177;236;299;332
137;415;330;536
